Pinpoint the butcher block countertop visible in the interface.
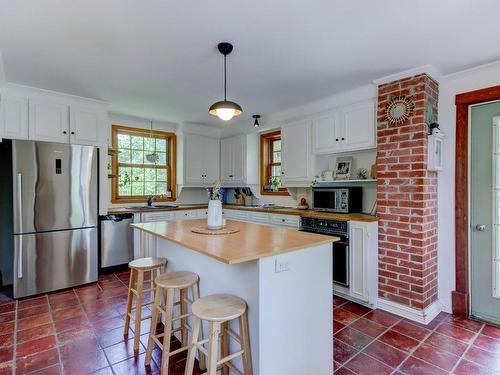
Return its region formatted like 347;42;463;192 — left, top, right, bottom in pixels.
109;204;377;222
131;219;338;264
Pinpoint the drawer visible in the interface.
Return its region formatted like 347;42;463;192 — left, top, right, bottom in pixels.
174;210;198;220
141;212;175;222
197;209;209;218
249;212;270;224
224;209;250;221
270;214;300;228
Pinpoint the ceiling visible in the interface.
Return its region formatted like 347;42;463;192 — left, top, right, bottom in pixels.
1;0;499;126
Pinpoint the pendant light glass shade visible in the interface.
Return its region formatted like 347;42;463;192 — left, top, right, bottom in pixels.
209;42;242;121
209;100;243;121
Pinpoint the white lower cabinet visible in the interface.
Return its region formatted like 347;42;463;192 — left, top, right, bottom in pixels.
269;214;300;228
344;221;378;305
174;210;198;220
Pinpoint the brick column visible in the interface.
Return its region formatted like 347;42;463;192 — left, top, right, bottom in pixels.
376;74;439;310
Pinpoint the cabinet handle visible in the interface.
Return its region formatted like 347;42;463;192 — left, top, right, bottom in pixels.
63;131;67;134
282;219;285;222
341;137;345;141
71;131;75;135
229;175;233;178
281;171;285;175
335;138;339;141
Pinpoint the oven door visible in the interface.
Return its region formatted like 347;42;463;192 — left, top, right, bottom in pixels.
333;239;349;287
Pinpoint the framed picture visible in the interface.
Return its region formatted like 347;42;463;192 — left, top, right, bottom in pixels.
334;157;353;180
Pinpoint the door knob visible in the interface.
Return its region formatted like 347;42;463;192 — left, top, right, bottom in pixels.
476;224;486;231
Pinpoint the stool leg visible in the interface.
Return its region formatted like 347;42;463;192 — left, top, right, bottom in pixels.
145;284;162;366
239;312;253;375
123;269;135;337
207;322;221;375
161;288;175;374
133;269;144;353
184;315;201;375
220;321;229;375
192;282;206;371
180;288;188;346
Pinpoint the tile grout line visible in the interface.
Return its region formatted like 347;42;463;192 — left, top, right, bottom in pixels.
448;321;486;374
46;293;65;375
12;299;18;375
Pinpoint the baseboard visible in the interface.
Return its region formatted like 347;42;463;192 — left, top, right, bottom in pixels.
376;298;442;325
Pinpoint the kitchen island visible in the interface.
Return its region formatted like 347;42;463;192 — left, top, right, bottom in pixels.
132;219;337;375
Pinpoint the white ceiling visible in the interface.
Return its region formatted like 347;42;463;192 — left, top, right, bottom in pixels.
1;0;499;126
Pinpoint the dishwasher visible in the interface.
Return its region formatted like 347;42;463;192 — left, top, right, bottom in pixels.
100;214;134;268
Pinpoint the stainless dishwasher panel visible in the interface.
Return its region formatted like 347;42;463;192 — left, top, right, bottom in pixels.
100;215;134;268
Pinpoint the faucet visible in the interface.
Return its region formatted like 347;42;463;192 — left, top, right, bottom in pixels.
147;195;155;207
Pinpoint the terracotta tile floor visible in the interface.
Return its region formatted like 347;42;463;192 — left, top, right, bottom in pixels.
1;273;500;374
333;295;500;374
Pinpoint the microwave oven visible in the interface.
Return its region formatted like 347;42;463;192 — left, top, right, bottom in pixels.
312;187;362;213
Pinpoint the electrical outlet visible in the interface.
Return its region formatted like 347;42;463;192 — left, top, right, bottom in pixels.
274;258;290;273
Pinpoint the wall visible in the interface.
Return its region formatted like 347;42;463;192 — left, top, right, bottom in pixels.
437;61;500;312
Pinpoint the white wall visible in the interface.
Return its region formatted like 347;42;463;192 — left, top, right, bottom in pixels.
437;61;500;312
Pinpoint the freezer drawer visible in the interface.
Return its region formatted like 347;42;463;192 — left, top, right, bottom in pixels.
100;215;133;268
14;227;97;298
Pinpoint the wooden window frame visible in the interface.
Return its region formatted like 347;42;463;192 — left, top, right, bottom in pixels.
260;130;289;196
111;124;177;203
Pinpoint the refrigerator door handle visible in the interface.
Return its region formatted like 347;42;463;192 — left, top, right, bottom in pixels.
17;173;23;278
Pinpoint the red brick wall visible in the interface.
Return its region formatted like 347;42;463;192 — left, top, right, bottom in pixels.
376;74;439;310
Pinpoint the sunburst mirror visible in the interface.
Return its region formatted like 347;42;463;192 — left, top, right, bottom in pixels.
386;95;415;125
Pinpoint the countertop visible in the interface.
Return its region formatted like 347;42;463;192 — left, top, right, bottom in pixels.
109;204;378;222
131;219;338;264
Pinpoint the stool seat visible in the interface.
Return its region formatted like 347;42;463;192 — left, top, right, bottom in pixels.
129;257;166;270
155;271;199;289
192;294;246;322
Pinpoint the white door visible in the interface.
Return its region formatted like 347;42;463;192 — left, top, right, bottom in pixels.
69;105;104;145
281;120;311;184
312;111;339;153
230;135;245;183
340;100;376;151
29;99;69;143
0;95;29;140
203;137;220;184
220;137;233;183
184;134;206;185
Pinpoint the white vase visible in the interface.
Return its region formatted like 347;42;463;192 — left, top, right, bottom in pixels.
207;200;223;229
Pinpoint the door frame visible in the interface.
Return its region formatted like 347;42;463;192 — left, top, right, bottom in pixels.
453;84;500;315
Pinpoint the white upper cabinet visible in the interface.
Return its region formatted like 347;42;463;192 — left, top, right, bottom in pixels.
0;85;107;146
70;105;107;146
29;99;70;143
312;99;376;154
281;119;312;186
0;95;29;140
183;133;220;187
220;133;259;187
340;100;376;151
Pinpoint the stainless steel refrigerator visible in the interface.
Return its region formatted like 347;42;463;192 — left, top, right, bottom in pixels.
12;140;98;298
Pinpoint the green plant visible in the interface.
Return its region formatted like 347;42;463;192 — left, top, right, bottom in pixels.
270;176;281;191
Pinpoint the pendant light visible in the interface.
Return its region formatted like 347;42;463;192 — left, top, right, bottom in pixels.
145;120;159;164
209;42;243;121
253;114;261;128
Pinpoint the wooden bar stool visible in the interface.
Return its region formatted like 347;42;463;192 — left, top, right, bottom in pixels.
145;271;205;373
184;294;252;375
123;257;167;352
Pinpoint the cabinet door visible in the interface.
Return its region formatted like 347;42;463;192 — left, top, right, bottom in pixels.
29;99;69;143
340;100;376;151
349;222;368;302
203;137;220;184
230;135;245;183
281;119;311;184
184;134;206;185
220;137;233;183
312;111;339;154
70;105;105;145
0;95;29;140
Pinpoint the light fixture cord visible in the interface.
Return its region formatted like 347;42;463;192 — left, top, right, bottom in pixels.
224;54;227;101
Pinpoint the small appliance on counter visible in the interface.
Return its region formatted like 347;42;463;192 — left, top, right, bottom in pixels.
312;186;362;213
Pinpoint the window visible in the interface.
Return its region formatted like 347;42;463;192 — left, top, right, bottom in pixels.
260;130;288;195
111;125;176;203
